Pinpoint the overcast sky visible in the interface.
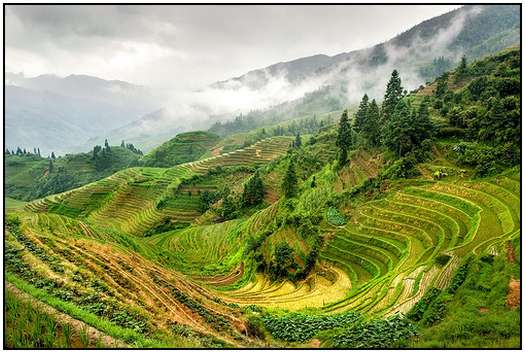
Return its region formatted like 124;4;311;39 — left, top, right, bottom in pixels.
6;5;460;89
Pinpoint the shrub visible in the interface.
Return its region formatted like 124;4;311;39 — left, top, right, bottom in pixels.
435;254;452;266
326;207;347;226
381;156;420;179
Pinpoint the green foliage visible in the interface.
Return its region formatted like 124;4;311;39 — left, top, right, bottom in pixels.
435;254;452;266
143;219;190;237
450;142;518;177
219;191;241;220
268;242;297;280
325;314;417;348
412;251;520;348
381;69;404;122
326;207;347;226
5;146;141;201
242;171;265;207
419;56;454;81
352;94;369;134
407;288;442;322
382;97;434;158
447;262;470;294
199;190;222;212
293;132;302;148
262;311;361;342
281;158;298;198
380;155;420;179
336;110;353;167
5;290;100;348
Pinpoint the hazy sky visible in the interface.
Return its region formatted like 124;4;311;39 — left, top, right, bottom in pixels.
6;5;460;89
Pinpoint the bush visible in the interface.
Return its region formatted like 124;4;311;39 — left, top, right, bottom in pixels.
245;315;266;339
381;156;420;179
435;254;452;266
326;207;347;226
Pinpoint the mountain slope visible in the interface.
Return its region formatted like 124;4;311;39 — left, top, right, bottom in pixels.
141;131;221;167
120;4;519;148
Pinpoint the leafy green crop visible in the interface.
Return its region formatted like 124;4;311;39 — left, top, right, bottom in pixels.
261;311;361;342
326;314;417;348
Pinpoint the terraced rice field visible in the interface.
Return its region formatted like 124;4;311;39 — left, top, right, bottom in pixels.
147;220;245;277
222;263;352;310
24;137;293;236
320;171;520;317
5;213;253;346
8;134;520;346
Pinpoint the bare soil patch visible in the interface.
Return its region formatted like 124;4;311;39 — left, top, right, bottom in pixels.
506;278;520;309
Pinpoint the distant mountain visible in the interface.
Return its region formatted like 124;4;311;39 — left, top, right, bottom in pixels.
214;5;519;93
122;5;520;147
5;5;519;154
5;74;159;155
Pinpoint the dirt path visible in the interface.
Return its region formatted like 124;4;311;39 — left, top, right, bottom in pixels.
506;241;516;263
504;241;520;310
6;282;127;348
506;278;520;309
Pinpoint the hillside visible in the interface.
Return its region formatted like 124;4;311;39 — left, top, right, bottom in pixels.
5;145;143;201
5;46;520;348
141;131;221;167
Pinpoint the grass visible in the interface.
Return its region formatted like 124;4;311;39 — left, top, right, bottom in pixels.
410;250;520;348
5;285;106;348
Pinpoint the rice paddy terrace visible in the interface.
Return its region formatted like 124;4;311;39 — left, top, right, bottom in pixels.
5;132;521;347
320;170;520;317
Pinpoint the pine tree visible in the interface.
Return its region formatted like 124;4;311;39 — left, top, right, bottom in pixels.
294;132;302;148
382;70;404;122
16;147;22;156
92;145;102;159
457;55;468;77
48;158;54;173
282;158;298;198
37;148;41;157
382;100;413;157
242;171;265;207
363;99;381;147
51;152;56;159
121;140;125;148
33;147;37;155
5;148;10;155
336;110;353;167
382;98;434;158
104;139;111;152
353;94;369;134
